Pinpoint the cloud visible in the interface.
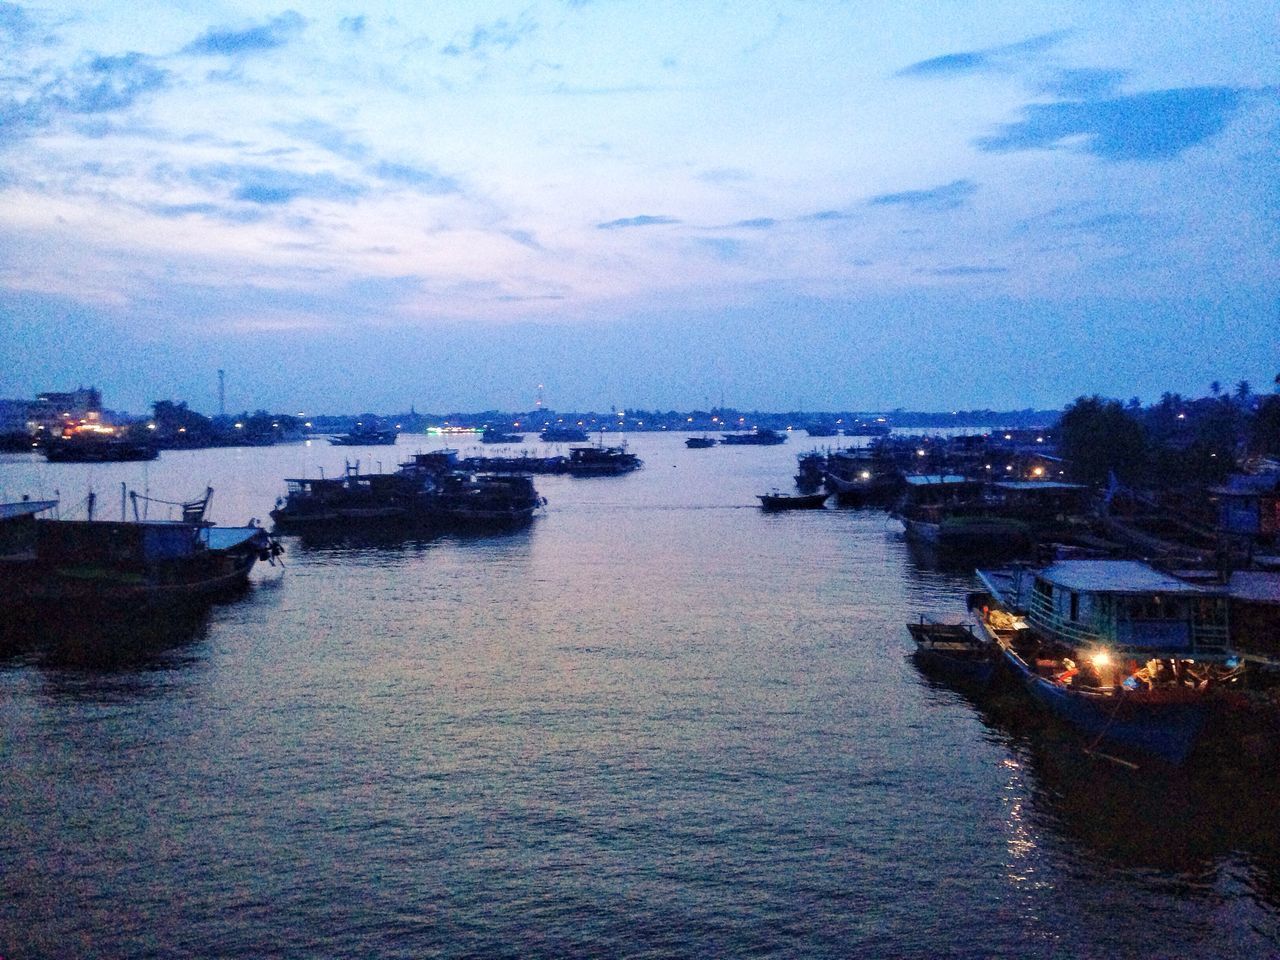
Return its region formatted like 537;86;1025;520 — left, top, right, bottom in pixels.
798;210;853;222
0;1;36;41
976;87;1246;161
696;237;743;261
927;265;1009;276
370;160;459;194
596;215;680;229
54;53;169;114
1037;68;1126;99
896;32;1065;78
279;118;367;161
441;16;536;57
188;164;365;205
868;179;977;211
183;11;306;56
339;15;366;35
697;167;752;184
734;218;777;229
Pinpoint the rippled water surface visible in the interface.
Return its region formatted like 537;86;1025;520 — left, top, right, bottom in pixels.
2;434;1278;958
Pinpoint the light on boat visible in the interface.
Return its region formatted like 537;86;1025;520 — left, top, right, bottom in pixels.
916;449;925;457
860;471;871;480
1091;651;1112;669
1031;466;1045;477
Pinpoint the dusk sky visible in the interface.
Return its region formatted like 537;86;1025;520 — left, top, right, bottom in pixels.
1;2;1276;415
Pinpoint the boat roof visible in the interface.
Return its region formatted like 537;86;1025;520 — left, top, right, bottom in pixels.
0;500;58;520
904;474;973;486
203;526;264;550
992;481;1087;491
1225;571;1280;604
1036;560;1209;595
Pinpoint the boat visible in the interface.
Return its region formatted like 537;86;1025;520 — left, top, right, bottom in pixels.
43;427;158;462
685;436;717;449
906;618;998;687
0;489;275;617
894;475;1032;557
721;428;787;445
823;450;902;507
794;451;826;491
972;560;1245;765
540;426;590;442
270;465;419;530
481;426;524;444
565;444;642;476
757;491;827;511
424;473;546;529
328;428;398;446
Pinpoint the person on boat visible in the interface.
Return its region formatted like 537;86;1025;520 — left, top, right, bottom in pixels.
1055;658;1078;685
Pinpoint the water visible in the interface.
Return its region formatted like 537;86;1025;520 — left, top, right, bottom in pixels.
2;434;1278;959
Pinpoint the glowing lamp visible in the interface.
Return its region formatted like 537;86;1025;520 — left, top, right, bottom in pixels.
1091;651;1112;669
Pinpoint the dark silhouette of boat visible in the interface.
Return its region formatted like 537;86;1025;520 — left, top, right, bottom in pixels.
685;436;716;449
0;489;275;618
565;445;642;476
721;428;786;445
481;426;524;443
43;431;158;462
757;491;827;511
540;425;590;442
328;428;398;446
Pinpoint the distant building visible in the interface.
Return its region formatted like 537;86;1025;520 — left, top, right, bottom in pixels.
1211;472;1280;545
30;386;103;434
0;398;31;436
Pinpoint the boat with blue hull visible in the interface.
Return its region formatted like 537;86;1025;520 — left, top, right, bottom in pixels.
973;561;1244;765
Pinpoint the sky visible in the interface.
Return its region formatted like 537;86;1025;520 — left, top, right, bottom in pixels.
0;1;1277;415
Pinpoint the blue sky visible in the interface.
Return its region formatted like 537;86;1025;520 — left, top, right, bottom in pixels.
0;1;1276;414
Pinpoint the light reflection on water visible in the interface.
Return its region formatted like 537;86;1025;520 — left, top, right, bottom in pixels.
1;434;1278;958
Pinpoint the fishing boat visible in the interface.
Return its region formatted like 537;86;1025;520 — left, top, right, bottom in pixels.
906;618;998;687
270;466;418;530
424;473;546;529
565;444;642;476
540;425;590;442
0;489;276;617
721;428;787;445
685;436;716;449
894;475;1032;557
328;427;399;446
481;426;524;444
757;491;827;511
972;560;1244;765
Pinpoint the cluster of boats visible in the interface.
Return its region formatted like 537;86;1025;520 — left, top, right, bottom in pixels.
909;558;1279;768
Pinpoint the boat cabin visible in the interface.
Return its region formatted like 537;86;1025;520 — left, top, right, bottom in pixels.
1019;560;1229;657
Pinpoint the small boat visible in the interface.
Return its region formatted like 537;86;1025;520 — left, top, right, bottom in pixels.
685;436;716;449
721;428;787;445
906;618;998;687
270;466;418;530
757;491;827;511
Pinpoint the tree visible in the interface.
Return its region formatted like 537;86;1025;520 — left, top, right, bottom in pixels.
1057;395;1148;486
1236;380;1252;401
1210;381;1221;397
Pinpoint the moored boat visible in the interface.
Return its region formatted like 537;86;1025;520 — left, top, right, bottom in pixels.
565;444;642;476
540;425;590;442
906;618;998;687
481;426;524;444
0;489;275;618
685;436;716;449
328;428;398;446
721;428;787;445
972;560;1246;765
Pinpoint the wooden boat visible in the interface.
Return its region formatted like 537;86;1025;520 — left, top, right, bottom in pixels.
270;467;418;530
0;489;275;616
757;491;827;511
685;436;716;449
973;561;1245;765
424;473;545;529
906;618;998;687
